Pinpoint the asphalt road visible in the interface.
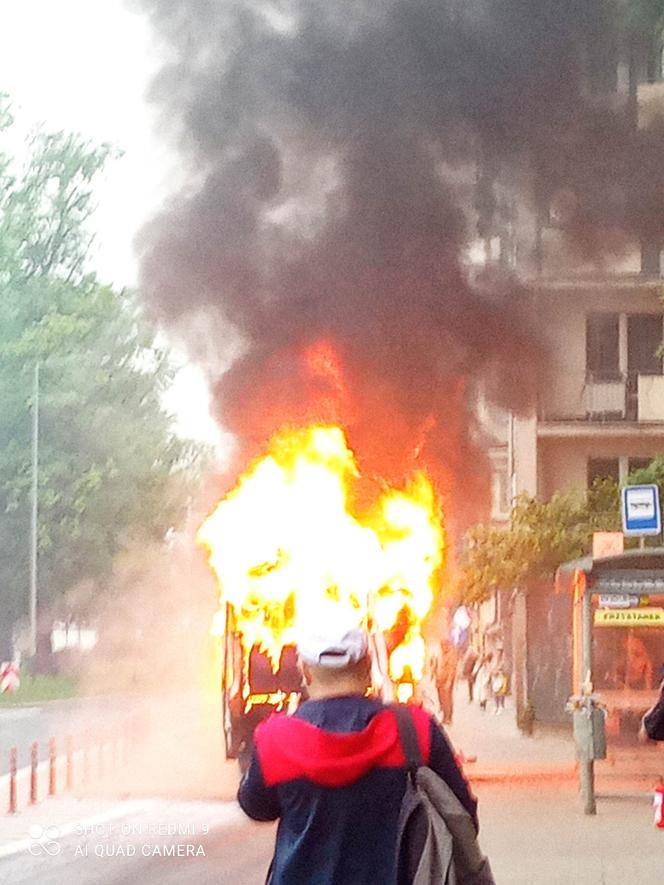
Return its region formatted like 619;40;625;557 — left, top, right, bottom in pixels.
0;697;147;776
0;690;239;811
1;782;664;884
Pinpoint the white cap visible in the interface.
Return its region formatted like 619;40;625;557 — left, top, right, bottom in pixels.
297;626;369;669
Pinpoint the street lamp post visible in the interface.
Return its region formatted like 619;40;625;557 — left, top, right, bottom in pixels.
29;363;39;657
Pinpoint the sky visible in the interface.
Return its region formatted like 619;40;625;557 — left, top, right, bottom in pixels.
0;0;224;448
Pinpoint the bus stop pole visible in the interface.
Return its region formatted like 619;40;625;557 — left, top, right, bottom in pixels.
580;589;596;815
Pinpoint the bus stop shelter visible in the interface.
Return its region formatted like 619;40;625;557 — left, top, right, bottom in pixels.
556;549;664;812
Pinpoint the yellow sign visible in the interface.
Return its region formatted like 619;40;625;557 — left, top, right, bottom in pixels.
594;607;664;627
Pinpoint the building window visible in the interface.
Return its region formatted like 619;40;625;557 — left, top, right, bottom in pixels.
584;24;618;94
628;457;652;476
589;457;655;487
588;458;620;487
640;240;662;275
489;450;510;521
644;34;664;83
492;468;510;519
627;314;663;376
586;314;620;380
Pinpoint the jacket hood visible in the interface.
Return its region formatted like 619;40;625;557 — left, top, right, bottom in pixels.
255;706;431;788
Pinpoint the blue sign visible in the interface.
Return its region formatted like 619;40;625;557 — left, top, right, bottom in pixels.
621;484;661;536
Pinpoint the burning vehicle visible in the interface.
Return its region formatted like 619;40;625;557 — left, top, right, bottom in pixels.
136;3;553;762
218;606;302;760
198;424;445;759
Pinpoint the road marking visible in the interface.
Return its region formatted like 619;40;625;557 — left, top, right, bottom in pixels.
0;799;244;860
0;708;43;720
0;800;154;860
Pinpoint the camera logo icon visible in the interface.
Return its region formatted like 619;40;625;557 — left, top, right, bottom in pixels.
28;824;62;857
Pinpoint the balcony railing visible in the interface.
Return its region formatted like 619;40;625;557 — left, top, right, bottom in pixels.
582;377;626;420
539;373;664;423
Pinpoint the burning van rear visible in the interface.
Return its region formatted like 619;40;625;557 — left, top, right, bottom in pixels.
222;604;302;759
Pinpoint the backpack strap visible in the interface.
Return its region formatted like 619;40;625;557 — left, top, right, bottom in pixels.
391;703;424;775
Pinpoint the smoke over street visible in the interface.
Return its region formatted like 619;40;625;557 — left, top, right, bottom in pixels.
134;1;664;532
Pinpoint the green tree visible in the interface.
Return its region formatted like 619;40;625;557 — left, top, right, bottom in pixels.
625;455;664;497
459;480;621;604
622;0;664;34
0;97;199;657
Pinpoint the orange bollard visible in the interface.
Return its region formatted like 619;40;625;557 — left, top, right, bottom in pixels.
8;747;17;814
30;742;39;804
48;738;56;796
66;735;74;791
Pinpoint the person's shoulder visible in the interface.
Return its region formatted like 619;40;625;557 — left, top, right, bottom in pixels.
402;703;438;747
255;712;290;741
253;711;323;760
407;703;435;726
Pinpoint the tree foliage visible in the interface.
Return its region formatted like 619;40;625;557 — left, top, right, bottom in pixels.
625;454;664;495
622;0;664;35
0;97;200;655
459;480;621;604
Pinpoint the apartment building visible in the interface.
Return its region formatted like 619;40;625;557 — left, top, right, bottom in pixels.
511;276;664;500
473;15;664;722
475;11;664;507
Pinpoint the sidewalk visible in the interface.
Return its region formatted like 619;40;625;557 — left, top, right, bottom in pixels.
476;780;662;885
445;686;576;782
444;684;664;802
438;690;664;883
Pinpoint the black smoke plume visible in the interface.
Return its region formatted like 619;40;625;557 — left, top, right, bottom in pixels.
134;0;664;537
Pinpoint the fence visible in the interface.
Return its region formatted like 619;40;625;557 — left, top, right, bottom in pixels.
2;717;145;814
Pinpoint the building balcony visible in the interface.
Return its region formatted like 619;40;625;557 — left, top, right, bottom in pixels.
537;373;664;438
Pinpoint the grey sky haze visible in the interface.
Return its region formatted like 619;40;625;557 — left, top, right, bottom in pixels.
0;0;223;447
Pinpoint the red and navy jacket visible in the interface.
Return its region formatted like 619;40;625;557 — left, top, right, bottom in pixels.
237;695;478;885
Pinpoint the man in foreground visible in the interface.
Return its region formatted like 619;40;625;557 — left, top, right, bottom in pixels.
238;626;478;884
641;674;664;740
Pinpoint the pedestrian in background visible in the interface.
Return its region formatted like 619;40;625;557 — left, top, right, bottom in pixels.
419;642;444;722
491;661;509;714
436;639;459;725
474;652;493;712
641;673;664;740
460;645;479;703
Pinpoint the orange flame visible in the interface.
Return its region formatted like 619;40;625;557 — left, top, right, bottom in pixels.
197;424;444;689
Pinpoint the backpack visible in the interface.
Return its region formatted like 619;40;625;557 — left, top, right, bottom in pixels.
644;684;664;740
491;671;508;696
393;705;496;885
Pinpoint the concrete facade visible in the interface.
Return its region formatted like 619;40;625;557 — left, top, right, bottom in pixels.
472;35;664;727
510;278;664;500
